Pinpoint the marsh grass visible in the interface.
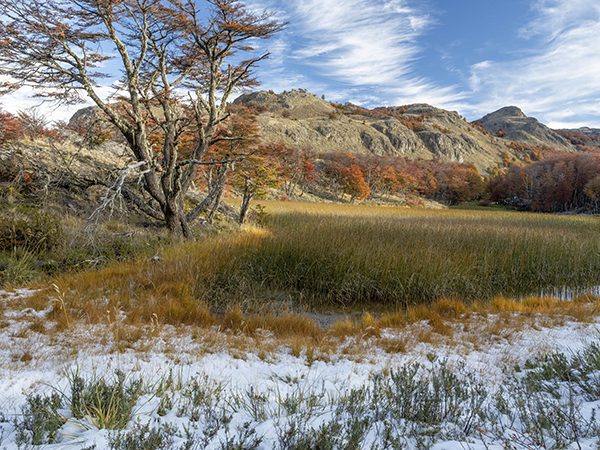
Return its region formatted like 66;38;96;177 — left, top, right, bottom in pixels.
233;201;600;307
17;201;600;337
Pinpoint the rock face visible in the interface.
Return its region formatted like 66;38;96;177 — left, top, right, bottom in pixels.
573;127;600;138
234;90;571;173
69;90;581;174
476;106;575;151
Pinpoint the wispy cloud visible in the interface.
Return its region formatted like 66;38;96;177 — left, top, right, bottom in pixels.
251;0;464;108
467;0;600;127
4;0;600;128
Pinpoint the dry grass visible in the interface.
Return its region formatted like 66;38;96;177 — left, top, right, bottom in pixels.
19;288;598;350
224;200;600;307
11;201;600;348
3;295;598;364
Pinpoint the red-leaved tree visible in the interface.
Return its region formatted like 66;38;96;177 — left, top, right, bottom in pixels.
0;0;282;237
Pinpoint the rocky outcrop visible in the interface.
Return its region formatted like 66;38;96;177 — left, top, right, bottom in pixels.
556;127;600;147
69;90;582;174
477;106;575;151
236;91;522;172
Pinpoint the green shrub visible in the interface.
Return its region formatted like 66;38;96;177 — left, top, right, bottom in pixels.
0;250;39;285
0;209;62;253
108;422;174;450
69;370;144;430
15;392;65;445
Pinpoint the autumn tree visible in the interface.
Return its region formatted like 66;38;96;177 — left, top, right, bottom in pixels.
229;143;286;224
342;163;370;201
194;104;260;222
0;110;23;144
585;176;600;212
278;146;316;197
0;0;282;238
433;163;484;205
489;151;600;212
319;153;371;201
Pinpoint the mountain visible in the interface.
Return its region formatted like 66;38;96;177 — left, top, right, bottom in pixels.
476;106;575;151
555;127;600;148
68;90;581;174
234;90;574;172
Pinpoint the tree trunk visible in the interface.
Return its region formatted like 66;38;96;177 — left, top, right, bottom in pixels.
239;190;253;224
164;204;193;239
208;184;225;224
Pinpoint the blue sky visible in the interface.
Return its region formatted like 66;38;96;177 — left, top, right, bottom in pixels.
2;0;600;128
247;0;600;128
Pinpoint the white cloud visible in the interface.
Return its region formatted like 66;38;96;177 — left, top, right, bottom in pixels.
6;0;599;128
0;76;129;122
467;0;600;126
0;93;89;122
251;0;464;109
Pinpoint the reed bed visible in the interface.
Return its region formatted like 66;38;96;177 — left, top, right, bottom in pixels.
214;201;600;307
20;201;600;331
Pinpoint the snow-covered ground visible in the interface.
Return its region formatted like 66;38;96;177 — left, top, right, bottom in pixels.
1;289;599;449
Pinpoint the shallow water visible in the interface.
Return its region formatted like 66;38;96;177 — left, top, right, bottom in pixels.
538;285;600;301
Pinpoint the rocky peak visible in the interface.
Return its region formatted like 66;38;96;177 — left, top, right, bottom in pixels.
481;106;526;121
234;89;335;119
477;106;574;150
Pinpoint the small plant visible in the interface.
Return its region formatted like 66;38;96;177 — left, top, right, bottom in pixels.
157;395;173;417
178;376;224;423
230;386;269;422
9;344;600;449
68;370;144;429
15;392;65;445
486;345;600;449
108;422;174;450
0;248;38;285
220;421;263;450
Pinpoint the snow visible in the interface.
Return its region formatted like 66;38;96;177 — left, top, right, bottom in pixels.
0;288;599;449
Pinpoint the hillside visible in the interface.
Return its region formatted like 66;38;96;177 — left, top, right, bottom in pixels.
234;90;575;173
65;90;580;174
556;127;600;148
476;106;575;150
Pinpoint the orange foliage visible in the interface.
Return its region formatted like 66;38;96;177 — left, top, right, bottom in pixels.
0;110;24;144
317;152;484;204
489;151;600;212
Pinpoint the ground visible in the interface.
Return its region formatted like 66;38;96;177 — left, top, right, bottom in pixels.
2;201;600;449
0;289;599;449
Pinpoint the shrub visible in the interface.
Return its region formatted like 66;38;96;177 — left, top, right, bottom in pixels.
0;209;63;253
0;110;24;144
69;370;144;429
15;392;65;445
108;422;174;450
0;249;39;285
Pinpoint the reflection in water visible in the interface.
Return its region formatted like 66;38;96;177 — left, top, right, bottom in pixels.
538;286;600;301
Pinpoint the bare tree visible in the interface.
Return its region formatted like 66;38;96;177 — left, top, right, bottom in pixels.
0;0;282;238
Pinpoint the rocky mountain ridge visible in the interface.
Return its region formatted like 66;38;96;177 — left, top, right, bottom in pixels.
67;89;582;174
556;127;600;148
476;106;575;150
234;90;577;172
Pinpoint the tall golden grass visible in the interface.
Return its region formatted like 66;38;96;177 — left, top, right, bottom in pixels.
221;201;600;307
19;201;600;336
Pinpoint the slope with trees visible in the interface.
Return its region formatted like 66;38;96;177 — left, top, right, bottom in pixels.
0;0;282;238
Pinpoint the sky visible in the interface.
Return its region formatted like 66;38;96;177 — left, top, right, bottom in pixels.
2;0;600;128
